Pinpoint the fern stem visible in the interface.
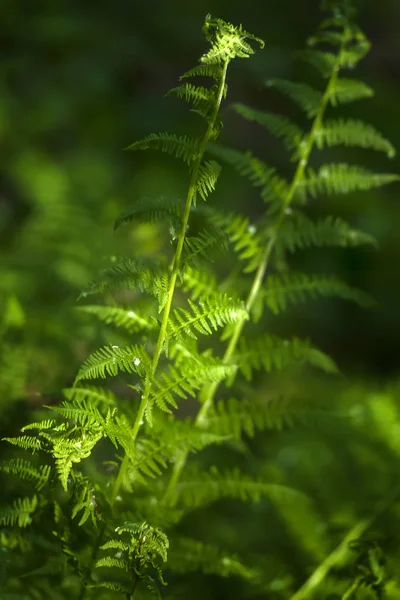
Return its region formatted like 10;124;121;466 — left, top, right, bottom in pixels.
111;60;230;506
163;27;347;506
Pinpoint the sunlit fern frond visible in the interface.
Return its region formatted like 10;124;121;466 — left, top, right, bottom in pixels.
172;466;302;508
234;334;338;380
262;271;374;315
77;305;155;334
114;197;182;231
80;257;169;312
167;294;248;342
126;133;201;165
315;119;395;157
74;344;151;383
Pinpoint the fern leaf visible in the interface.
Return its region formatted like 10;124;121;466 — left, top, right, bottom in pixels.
126;133;200;165
173;466;302;508
71;474;100;526
167;83;216;111
266;78;323;118
167;295;248;342
201;15;264;65
0;496;38;527
330;78;373;105
180;63;223;80
168;537;256;580
263;272;374;315
2;435;45;453
196;160;222;202
300;164;399;199
114;197;182;231
180;266;219;299
277;212;377;252
182;227;228;266
234;335;338;380
80;257;169;312
75;344;151;383
62;386;117;408
315;119;395;158
77;305;154;333
297;49;337;77
0;459;51;491
232;102;304;152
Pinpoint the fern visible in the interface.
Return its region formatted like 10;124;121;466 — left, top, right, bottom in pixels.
1;6;399;600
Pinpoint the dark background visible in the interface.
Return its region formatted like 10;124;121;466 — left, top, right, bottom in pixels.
1;0;399;395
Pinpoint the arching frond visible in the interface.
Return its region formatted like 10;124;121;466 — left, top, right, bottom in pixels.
63;386;118;408
74;344;151;383
206;209;264;273
266;78;323;118
168;537;256;580
80;258;169;312
234;335;338;380
167;295;248;342
299;164;399;200
167;83;216;111
114;197;182;231
297;49;337;77
315;119;395;157
77;305;155;334
0;459;51;491
196;160;222;202
0;496;38;528
180;63;223;80
277;212;377;252
173;466;302;508
182;227;228;266
263;272;374;315
201;15;264;65
126;133;200;165
232;102;304;152
330;78;373;105
180;265;219;299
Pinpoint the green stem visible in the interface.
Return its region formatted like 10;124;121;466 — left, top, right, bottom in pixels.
110;60;230;506
78;521;106;600
162;30;345;506
341;579;361;600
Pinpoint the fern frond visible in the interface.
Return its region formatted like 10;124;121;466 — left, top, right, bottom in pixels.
167;295;248;342
77;305;154;334
182;227;228;266
80;257;169;312
277;212;377;252
204;395;333;439
201;15;264;65
0;459;51;491
315;119;395;158
232;102;304;152
173;466;302;508
71;474;100;526
180;63;223;80
234;335;338;380
0;496;38;527
63;386;117;408
196;159;222;202
126;133;200;165
180;265;219;299
168;537;256;580
300;164;399;200
206;209;264;272
2;435;45;453
266;78;323;118
262;272;374;315
297;49;337;77
75;344;151;383
48;398;114;430
114;197;182;231
146;357;236;416
330;78;373;105
167;83;216;110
